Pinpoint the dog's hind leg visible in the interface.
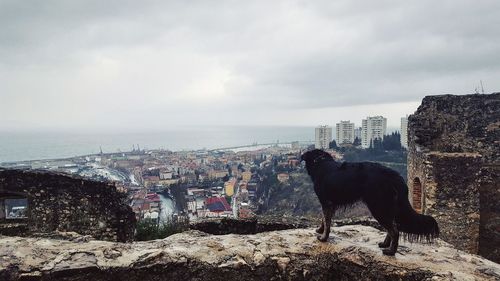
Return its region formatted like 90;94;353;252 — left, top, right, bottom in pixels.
380;222;399;256
380;198;400;255
367;208;394;251
315;218;324;234
366;194;399;255
317;204;333;242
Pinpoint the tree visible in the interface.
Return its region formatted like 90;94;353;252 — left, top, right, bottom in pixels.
353;137;361;146
329;140;338;149
367;138;383;155
373;138;384;152
382;132;402;151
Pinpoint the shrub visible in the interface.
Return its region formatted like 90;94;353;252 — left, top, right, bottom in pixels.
135;216;189;241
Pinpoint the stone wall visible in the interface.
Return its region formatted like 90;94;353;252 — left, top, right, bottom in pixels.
409;93;499;159
428;153;482;254
190;217;310;235
479;165;500;261
2;225;500;281
189;217;382;235
0;169;135;242
408;93;500;262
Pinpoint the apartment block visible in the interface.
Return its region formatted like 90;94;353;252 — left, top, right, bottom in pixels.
336;121;355;145
401;116;408;149
315;125;332;150
361;116;387;148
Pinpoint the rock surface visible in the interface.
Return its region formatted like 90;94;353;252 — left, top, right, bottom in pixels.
1;225;499;281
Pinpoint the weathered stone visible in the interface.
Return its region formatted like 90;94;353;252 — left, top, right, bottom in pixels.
0;169;136;242
189;217;311;235
1;225;499;281
408;93;500;262
189;216;383;235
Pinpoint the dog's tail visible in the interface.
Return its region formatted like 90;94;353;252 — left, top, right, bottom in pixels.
395;184;439;242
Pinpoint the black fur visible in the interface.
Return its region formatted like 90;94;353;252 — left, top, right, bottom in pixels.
301;149;439;256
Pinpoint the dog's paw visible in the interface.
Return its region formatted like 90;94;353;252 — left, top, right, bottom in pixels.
378;241;390;248
316;235;329;242
382;248;396;256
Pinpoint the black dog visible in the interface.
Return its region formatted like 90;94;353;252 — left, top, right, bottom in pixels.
301;149;439;255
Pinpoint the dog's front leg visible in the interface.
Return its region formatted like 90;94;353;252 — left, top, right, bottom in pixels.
378;234;391;248
318;205;333;242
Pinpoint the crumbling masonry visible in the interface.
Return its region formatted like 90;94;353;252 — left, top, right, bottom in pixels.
0;169;136;242
408;93;499;262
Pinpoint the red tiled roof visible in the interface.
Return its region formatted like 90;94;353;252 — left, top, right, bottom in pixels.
205;197;231;212
145;193;161;202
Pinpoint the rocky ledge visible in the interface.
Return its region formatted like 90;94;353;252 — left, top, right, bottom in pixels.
1;225;499;281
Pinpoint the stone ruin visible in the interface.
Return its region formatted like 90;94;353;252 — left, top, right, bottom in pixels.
408;92;499;263
0;168;136;242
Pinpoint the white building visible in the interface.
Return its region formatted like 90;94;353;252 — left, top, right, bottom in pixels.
315;125;332;150
159;171;173;180
400;116;408;149
361;116;387;149
335;121;355;145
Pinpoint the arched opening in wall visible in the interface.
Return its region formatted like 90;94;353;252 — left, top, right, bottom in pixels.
412;178;423;214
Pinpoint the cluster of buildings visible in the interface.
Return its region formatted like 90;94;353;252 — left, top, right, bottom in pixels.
185;174;260;221
315;116;409;149
1;143;306;224
105;145;304;222
130;191;162;221
186;186;232;220
182;147;301;222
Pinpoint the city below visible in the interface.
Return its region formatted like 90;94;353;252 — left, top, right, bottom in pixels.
0;115;409;225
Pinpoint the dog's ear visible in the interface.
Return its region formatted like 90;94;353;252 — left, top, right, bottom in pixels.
300;150;309;162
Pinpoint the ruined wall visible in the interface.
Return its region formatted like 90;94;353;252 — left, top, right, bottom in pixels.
406;147;431;214
408;93;500;262
0;169;135;242
426;153;482;254
409;93;499;158
408;151;482;253
479;165;500;261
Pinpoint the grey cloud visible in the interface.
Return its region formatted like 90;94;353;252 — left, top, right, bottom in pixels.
0;0;499;129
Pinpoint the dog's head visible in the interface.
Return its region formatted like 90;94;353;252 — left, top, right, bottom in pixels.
300;149;333;177
300;149;333;164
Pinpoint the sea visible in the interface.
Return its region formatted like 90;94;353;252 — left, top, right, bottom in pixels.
0;126;316;163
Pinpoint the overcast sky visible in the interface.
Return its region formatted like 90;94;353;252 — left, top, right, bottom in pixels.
1;0;499;131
